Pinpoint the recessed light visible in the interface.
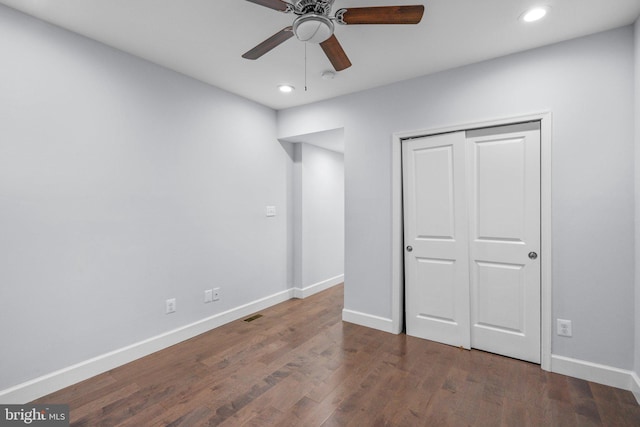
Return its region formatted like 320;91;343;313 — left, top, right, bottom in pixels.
521;6;549;22
278;85;295;93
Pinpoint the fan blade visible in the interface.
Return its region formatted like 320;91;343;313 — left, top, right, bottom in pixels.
242;27;294;60
337;5;425;25
320;35;352;71
245;0;291;12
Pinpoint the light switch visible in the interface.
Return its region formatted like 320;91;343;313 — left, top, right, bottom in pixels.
266;206;276;217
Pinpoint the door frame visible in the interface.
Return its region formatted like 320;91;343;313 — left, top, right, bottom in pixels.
391;112;552;371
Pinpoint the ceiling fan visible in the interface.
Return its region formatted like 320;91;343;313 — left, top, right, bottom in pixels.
242;0;425;71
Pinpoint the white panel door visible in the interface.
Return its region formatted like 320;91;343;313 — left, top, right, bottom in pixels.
466;122;541;363
403;132;471;348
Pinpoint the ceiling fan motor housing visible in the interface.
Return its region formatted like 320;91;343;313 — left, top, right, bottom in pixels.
293;14;334;43
293;0;334;15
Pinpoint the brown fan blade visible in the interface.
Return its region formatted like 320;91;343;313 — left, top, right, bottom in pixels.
242;27;294;60
338;5;425;25
320;35;352;72
245;0;291;12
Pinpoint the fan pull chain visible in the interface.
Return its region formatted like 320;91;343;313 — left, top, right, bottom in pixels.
304;42;308;92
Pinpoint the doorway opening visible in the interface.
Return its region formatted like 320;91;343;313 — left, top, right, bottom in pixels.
279;127;345;299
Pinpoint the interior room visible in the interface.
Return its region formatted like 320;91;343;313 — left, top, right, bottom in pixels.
1;0;640;424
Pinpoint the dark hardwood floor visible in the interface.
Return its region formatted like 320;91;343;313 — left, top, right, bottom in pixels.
34;284;640;426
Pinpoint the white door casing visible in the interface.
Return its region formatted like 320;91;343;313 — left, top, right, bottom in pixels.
403;121;541;364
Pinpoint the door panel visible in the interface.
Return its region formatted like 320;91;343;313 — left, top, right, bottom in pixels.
415;257;456;322
474;261;526;333
403;132;470;348
413;145;456;239
474;137;526;241
467;122;541;363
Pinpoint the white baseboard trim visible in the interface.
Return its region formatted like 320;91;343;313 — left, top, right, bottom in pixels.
631;372;640;405
342;309;394;334
292;274;344;299
0;288;295;404
551;354;635;392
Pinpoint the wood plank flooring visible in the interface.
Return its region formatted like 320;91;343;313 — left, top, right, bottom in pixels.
34;284;640;426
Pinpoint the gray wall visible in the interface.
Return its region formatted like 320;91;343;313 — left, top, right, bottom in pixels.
292;143;344;289
0;5;290;390
278;26;636;370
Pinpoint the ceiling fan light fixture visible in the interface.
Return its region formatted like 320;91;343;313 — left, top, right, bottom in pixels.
521;6;549;23
293;14;334;43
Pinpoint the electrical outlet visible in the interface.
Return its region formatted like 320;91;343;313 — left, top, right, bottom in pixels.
166;298;176;314
265;206;276;217
213;287;221;301
204;289;213;303
557;319;572;337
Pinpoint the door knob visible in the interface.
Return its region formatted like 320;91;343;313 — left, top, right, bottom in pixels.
406;246;413;252
528;251;538;260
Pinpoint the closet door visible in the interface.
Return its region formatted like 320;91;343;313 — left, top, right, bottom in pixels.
402;132;471;348
403;122;541;364
466;122;541;363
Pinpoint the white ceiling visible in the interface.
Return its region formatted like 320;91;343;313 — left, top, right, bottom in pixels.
1;0;639;110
